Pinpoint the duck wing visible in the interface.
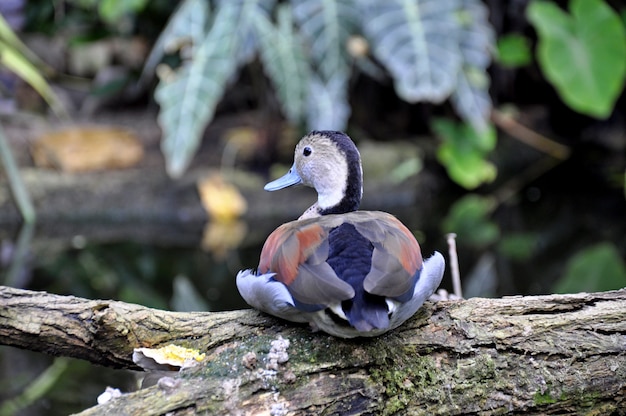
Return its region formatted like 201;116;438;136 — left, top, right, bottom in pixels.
349;211;423;301
259;219;355;310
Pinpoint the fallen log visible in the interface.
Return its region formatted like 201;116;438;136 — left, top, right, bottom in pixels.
1;286;625;415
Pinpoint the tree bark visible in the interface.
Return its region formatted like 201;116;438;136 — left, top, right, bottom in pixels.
1;285;625;415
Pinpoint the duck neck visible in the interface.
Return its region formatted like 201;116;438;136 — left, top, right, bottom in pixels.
318;158;362;216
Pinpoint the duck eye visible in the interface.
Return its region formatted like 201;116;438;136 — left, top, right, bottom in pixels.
303;146;312;157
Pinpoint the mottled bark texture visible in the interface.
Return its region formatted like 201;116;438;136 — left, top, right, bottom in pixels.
1;286;625;415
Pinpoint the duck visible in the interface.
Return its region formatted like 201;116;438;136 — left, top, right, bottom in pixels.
236;131;445;338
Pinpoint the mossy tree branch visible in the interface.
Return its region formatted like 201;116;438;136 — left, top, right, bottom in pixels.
1;286;625;415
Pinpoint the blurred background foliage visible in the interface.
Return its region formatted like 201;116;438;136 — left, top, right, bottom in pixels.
149;0;495;178
0;0;625;414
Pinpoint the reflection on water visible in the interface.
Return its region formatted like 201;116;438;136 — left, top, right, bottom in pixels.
3;223;35;288
21;238;251;312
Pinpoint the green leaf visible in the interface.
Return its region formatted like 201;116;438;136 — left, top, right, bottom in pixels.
496;34;532;67
452;65;492;133
291;0;358;82
360;0;494;128
433;117;497;153
433;119;497;189
443;194;499;248
553;242;626;294
255;4;310;123
232;0;276;64
527;0;626;118
438;145;497;189
451;0;494;132
307;72;350;130
291;0;355;129
139;0;211;86
155;3;240;177
0;13;49;70
0;42;68;119
362;0;462;102
0;14;66;118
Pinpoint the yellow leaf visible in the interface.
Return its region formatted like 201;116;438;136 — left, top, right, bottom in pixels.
197;173;247;222
31;127;144;172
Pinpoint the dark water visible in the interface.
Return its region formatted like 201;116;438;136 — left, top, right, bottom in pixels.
1;139;625;414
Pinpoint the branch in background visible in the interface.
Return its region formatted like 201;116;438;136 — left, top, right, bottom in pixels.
491;108;571;160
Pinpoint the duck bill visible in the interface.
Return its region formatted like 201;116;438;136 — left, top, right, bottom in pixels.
264;164;302;191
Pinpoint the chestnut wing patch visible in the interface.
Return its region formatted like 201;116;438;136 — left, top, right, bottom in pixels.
259;220;354;308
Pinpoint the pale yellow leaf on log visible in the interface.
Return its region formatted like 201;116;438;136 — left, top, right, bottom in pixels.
132;345;205;371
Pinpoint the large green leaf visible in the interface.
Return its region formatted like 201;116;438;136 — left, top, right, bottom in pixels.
450;0;494;132
155;3;240;177
231;0;276;65
554;243;626;294
360;0;495;127
291;0;356;129
291;0;357;81
527;0;626;118
362;0;462;102
255;5;310;123
306;72;350;130
140;0;211;86
452;66;491;133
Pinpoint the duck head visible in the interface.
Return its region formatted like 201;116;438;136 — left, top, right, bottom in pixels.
265;130;363;218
